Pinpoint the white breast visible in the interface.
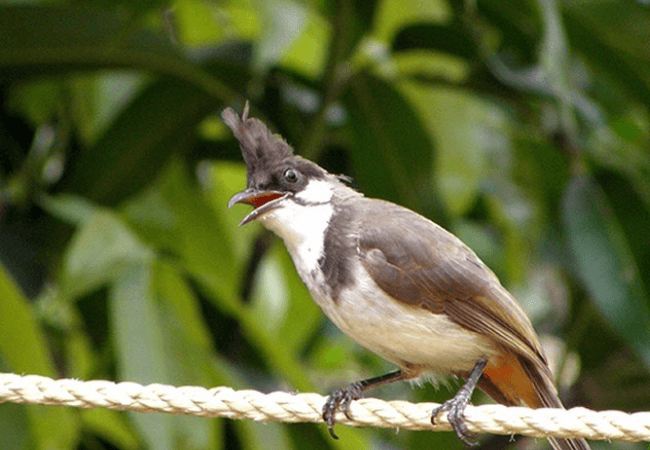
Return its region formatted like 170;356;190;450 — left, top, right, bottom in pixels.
259;179;334;282
319;263;497;376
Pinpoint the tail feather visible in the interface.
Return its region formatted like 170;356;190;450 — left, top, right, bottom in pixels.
480;354;590;450
521;358;590;450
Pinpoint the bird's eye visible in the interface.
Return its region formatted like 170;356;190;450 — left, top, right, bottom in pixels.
283;168;298;183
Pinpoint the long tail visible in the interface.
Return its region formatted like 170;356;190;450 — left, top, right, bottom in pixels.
479;353;590;450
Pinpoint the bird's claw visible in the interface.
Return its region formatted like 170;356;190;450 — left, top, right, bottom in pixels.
431;395;478;446
322;382;364;439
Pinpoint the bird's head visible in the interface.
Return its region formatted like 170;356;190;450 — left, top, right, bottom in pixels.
223;105;343;227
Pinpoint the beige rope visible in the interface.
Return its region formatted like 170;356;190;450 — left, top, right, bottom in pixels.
1;373;649;442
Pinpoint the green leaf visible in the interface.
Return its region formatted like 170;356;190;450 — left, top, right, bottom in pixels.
67;72;146;146
174;0;228;47
249;242;322;350
322;0;380;65
62;316;95;379
391;49;470;84
0;403;29;450
6;78;65;126
0;4;235;101
65;78;216;205
391;23;476;60
564;0;650;107
154;261;223;449
279;7;329;79
80;409;141;450
0;264;79;449
109;261;175;450
155;161;241;309
274;245;322;353
39;193;99;226
343;73;435;211
538;0;580;144
375;0;450;43
122;159;244;310
401;83;509;217
563;176;650;366
61;210;152;300
473;0;539;61
587;117;650;210
203;161;259;262
250;246;290;333
254;0;308;71
155;262;218;372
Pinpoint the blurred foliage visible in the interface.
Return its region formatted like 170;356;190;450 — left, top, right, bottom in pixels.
0;0;649;449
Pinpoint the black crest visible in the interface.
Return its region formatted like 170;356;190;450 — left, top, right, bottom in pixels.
222;105;294;180
222;104;328;191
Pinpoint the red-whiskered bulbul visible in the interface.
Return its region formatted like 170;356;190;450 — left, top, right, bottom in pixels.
223;105;589;450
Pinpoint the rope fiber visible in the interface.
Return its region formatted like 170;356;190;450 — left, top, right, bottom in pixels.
1;373;649;442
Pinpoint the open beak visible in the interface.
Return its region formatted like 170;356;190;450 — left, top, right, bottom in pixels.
228;188;290;226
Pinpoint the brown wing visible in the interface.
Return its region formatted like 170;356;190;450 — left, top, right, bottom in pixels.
355;198;548;371
360;205;583;450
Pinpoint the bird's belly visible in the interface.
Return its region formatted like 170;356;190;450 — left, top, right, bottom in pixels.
311;265;498;375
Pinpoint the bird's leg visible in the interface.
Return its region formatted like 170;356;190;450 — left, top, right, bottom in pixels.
323;369;407;439
431;357;488;446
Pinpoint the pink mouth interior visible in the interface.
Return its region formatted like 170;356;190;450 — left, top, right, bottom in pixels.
249;193;283;209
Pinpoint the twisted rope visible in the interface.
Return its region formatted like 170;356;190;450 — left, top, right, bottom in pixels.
1;373;649;442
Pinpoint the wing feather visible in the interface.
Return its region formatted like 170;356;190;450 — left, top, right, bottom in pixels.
355;199;546;366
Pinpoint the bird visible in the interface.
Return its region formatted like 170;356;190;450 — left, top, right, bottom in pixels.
222;104;589;450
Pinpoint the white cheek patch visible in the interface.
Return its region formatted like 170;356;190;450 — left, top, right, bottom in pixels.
257;178;335;288
261;200;333;278
296;179;334;203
